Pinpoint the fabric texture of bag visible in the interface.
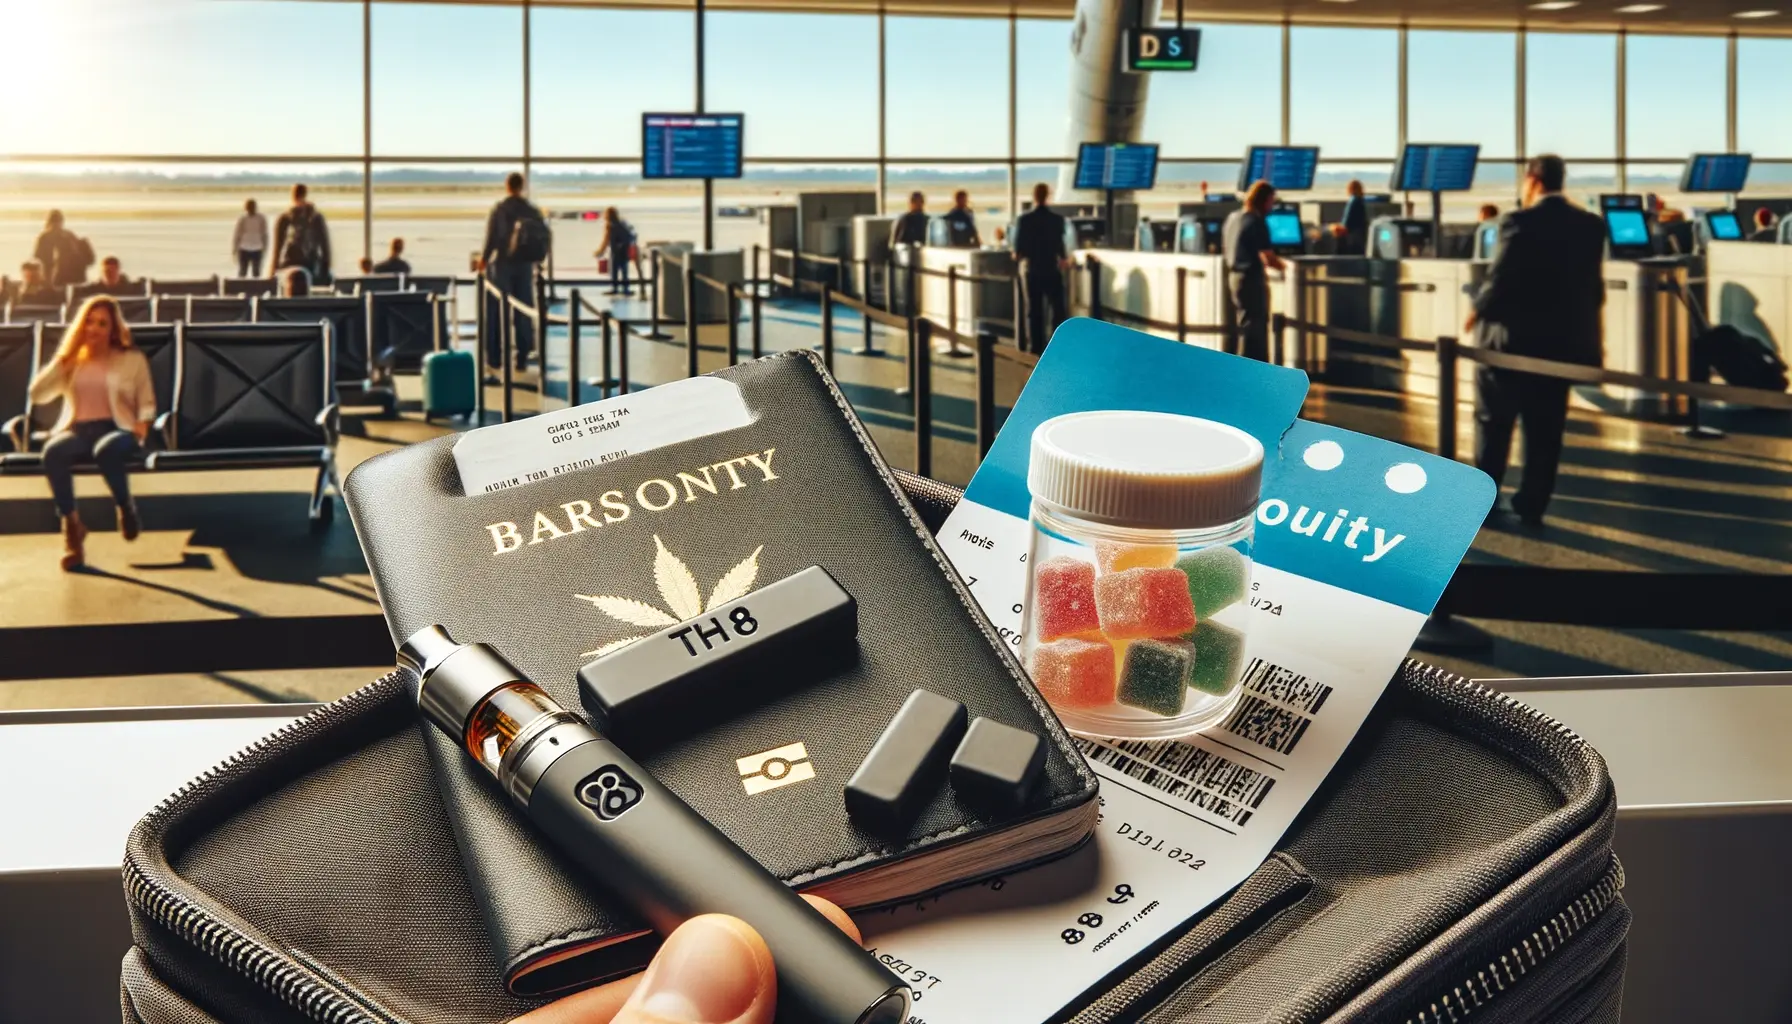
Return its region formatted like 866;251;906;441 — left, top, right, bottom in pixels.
1695;324;1789;392
280;207;324;277
119;473;1628;1024
508;212;551;264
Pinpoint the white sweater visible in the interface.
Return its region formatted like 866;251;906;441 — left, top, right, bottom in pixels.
30;347;157;434
233;212;269;253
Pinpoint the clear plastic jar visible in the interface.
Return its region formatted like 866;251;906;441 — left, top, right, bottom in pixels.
1020;411;1261;740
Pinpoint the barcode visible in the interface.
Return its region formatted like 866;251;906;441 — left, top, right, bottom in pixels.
1221;695;1312;756
1240;659;1333;715
1076;737;1275;826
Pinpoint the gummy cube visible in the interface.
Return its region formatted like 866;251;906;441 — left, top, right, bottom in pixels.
1032;637;1117;709
1189;620;1246;696
1094;541;1178;575
1034;557;1100;642
1095;567;1197;640
1177;546;1249;619
1118;639;1193;716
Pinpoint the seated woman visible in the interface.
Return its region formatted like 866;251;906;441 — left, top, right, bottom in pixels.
28;295;155;570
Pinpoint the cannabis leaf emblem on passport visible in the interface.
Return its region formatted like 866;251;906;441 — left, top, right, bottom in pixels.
576;535;764;658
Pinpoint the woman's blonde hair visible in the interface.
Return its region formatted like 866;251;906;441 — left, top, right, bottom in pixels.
55;295;134;362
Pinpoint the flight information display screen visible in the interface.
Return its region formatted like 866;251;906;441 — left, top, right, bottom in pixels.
1240;146;1320;191
1605;209;1650;248
1074;143;1160;190
1266;210;1304;247
642;113;744;179
1707;211;1743;240
1680;153;1751;193
1391;144;1480;192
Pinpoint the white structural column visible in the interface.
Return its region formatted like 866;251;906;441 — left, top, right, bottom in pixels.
1058;0;1154;200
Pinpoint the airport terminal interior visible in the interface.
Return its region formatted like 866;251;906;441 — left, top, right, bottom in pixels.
2;0;1790;1022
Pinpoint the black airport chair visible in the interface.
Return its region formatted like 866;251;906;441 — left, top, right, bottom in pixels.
0;323;177;466
114;297;156;323
147;322;340;526
0;323;39;452
331;274;403;296
183;296;253;323
69;280;151;302
223;277;278;298
144;276;221;297
405;275;453;296
5;303;64;324
251;295;388;414
367;289;443;378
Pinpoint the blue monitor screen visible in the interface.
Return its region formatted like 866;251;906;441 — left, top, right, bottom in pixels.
1605;210;1650;248
642;113;744;179
1074;143;1160;190
1266;211;1303;247
1680;153;1751;193
1240;146;1320;192
1392;144;1480;192
1707;211;1743;240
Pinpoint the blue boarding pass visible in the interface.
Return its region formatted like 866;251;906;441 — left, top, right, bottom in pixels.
857;319;1495;1021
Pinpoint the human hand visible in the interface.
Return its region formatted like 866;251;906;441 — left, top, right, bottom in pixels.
511;896;860;1024
1463;311;1478;332
133;420;150;443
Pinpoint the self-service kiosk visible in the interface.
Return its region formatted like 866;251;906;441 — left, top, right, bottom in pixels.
1368;217;1432;259
1266;205;1307;256
1175;214;1224;255
1694;210;1744;250
1136;217;1177;252
1597;195;1692;415
926;214;979;248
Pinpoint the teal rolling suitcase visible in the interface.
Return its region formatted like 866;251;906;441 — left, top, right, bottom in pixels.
421;348;478;422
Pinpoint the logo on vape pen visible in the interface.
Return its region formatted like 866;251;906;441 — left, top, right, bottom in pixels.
577;765;645;821
737;742;814;795
575;536;765;658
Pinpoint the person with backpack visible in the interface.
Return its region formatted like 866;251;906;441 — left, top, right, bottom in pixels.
271;183;333;287
34;209;95;289
480;171;549;372
598;207;639;297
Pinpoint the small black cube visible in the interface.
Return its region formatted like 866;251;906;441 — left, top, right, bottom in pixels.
844;690;968;833
949;717;1046;815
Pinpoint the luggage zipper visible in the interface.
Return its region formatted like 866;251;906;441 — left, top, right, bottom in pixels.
124;671;413;1024
1404;856;1625;1024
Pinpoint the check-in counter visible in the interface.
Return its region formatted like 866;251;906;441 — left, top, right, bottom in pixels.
1600;260;1690;415
1068;249;1230;350
1704;240;1792;378
913;246;1020;343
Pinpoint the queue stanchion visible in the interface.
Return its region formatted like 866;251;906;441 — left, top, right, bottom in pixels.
726;285;741;367
752;244;762;295
976;330;997;459
617;315;631;395
751;284;764;359
600;309;614;399
1176;266;1188;345
647;251;668;340
1435;334;1459;462
568;288;582;408
1272;313;1289;371
474;275;488;424
1013;273;1029;354
820;285;835;373
913;318;933;479
683;264;699;379
944;266;969;359
1087;257;1104;323
501;294;515;424
881;258;894;314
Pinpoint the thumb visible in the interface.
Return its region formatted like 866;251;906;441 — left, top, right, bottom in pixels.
612;915;775;1024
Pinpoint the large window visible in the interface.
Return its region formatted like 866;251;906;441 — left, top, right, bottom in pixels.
1737;38;1792;158
0;0;362;157
707;12;878;158
1015;19;1074;159
1625;34;1727;159
372;3;523;158
530;8;694;159
1144;24;1282;158
886;17;1009;158
1526;33;1617;159
1290;27;1399;158
1407;31;1518;160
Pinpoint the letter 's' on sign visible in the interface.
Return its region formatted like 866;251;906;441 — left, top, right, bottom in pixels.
1124;28;1200;73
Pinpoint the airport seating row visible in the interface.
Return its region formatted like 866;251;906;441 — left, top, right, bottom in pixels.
0;321;341;525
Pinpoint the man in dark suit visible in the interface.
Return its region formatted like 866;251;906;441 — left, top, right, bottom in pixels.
1339;178;1369;256
1466;154;1606;528
1012;182;1069;353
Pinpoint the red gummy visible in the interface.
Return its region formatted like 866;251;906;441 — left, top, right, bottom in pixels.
1095;567;1197;640
1034;556;1101;642
1032;637;1117;709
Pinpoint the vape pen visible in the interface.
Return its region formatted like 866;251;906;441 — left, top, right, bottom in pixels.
399;625;910;1024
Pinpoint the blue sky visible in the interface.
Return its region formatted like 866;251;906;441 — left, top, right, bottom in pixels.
0;1;1788;165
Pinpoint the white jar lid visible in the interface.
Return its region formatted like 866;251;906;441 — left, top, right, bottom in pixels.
1027;411;1264;529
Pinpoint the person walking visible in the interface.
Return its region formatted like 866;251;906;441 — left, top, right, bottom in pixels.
29;295;156;571
1222;180;1285;362
233;199;268;277
598;207;638;296
271;183;333;286
1011;182;1069;353
480;171;550;372
34;210;94;290
1466;155;1606;528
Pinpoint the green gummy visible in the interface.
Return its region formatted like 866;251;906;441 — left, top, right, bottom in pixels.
1118;639;1192;716
1176;546;1249;619
1190;620;1246;695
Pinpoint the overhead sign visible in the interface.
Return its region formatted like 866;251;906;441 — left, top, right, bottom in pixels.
1124;27;1200;72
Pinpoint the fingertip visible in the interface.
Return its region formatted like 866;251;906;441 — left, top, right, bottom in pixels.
799;895;862;945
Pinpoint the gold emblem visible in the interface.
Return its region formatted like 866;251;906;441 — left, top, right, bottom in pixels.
575;535;764;658
737;742;815;795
